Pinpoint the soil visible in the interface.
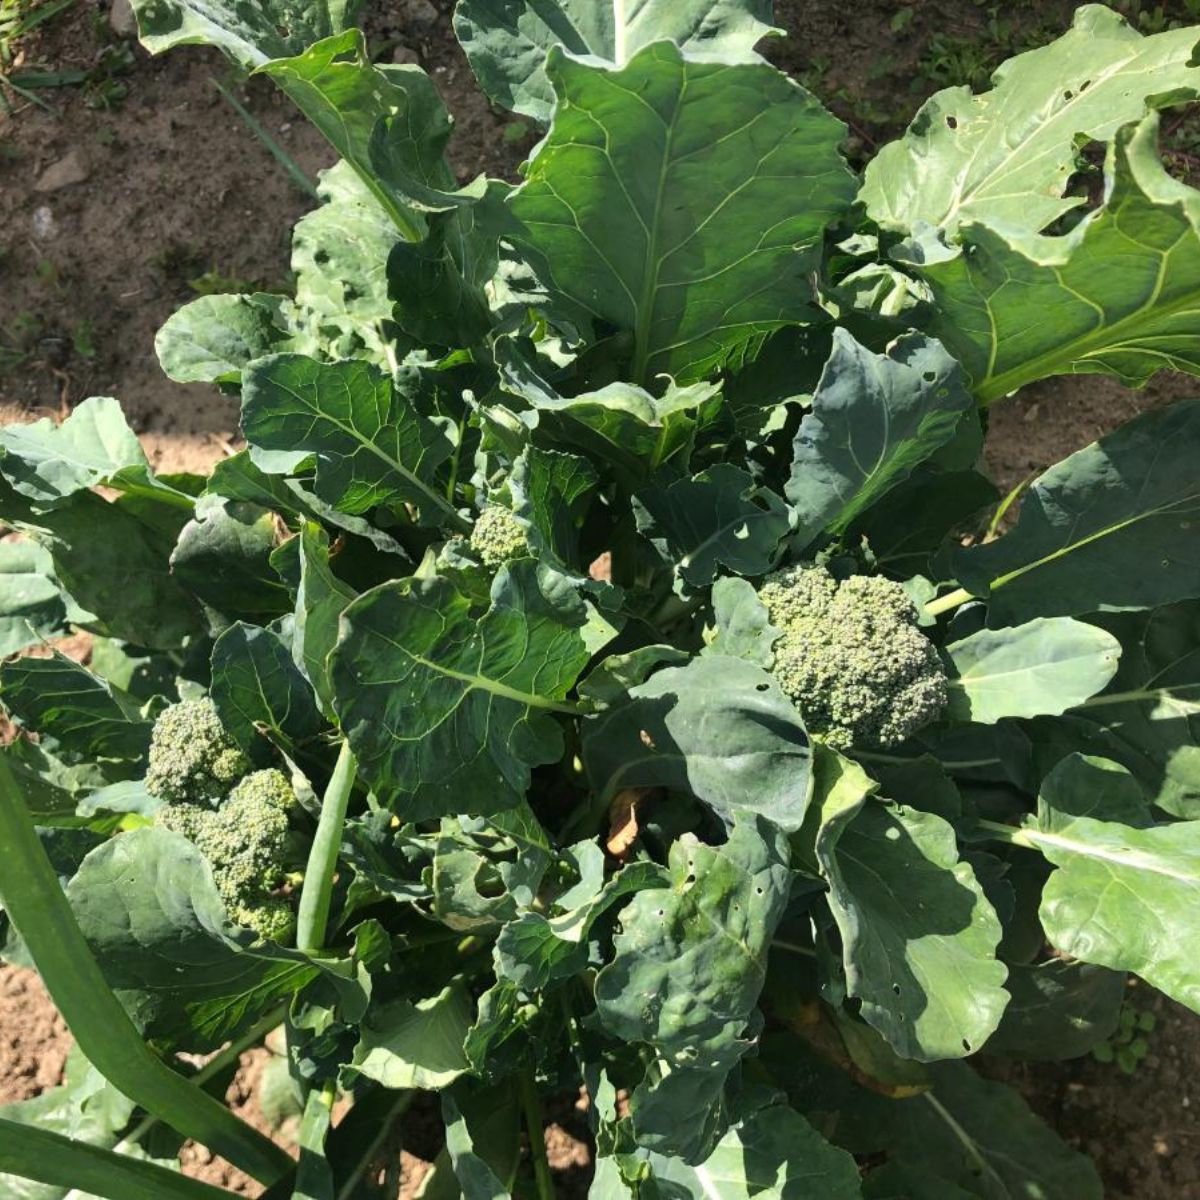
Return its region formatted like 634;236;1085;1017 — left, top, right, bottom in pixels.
2;0;1200;1196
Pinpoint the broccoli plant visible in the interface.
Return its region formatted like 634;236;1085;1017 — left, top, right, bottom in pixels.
2;2;1200;1197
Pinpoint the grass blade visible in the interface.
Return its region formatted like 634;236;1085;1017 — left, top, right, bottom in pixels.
0;753;294;1187
211;76;319;200
0;1117;235;1200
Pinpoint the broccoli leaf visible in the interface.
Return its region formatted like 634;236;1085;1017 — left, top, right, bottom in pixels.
155;293;296;385
785;330;973;546
349;982;472;1090
508;446;598;570
506;42;853;385
0;654;150;762
702;577;778;667
1073;602;1200;818
128;0;360;70
634;465;790;589
330;561;589;817
454;0;779;123
943;618;1121;723
774;1037;1102;1200
814;789;1008;1060
170;496;294;621
294;523;356;718
65;828;323;1052
241;354;459;527
647;1096;860;1199
861;5;1200;240
594;819;790;1161
956;399;1200;623
582;655;813;833
984;960;1125;1061
1012;756;1200;1014
910;118;1200;402
290;161;403;363
260;31;486;242
0;397;149;508
0;540;69;657
494;859;666;991
210;622;323;756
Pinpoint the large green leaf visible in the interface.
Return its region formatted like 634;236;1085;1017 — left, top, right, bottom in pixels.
155;293;295;385
0;653;149;761
648;1097;860;1200
777;1043;1102;1200
454;0;778;123
290;161;402;362
65;827;321;1051
170;496;293;621
0;539;69;656
943;618;1121;723
956;399;1200;624
210;622;323;756
984;960;1125;1061
816;796;1008;1060
861;4;1200;240
582;654;813;832
260;31;484;241
494;858;666;990
1002;757;1200;1014
1073;602;1200;817
786;330;972;546
594;819;791;1160
350;982;472;1090
329;561;589;817
241;354;459;528
506;41;853;385
634;464;790;589
18;491;203;650
0;397;148;507
496;345;723;484
909;118;1200;402
128;0;359;69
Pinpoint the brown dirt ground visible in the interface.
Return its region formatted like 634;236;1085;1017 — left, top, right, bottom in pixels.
2;0;1200;1195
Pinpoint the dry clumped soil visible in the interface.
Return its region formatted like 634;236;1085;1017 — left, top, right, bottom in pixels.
1;0;1198;1195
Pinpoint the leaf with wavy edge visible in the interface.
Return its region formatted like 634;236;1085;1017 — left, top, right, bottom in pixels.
955;399;1200;624
454;0;779;123
990;755;1200;1015
506;41;853;385
862;5;1200;239
329;561;589;817
907;117;1200;402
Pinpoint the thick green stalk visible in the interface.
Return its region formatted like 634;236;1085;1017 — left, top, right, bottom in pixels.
517;1067;555;1200
0;1118;233;1200
0;755;292;1187
296;740;357;953
924;586;975;618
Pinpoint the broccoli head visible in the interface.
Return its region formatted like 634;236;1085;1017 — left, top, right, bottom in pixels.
469;505;528;569
145;698;250;806
154;767;298;944
758;564;947;750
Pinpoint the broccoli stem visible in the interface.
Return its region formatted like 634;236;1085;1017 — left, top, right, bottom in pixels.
296;740;358;953
517;1065;555;1200
923;586;975;618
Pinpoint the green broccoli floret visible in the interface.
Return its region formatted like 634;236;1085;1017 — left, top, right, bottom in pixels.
145;698;250;806
154;768;298;943
469;505;528;569
758;564;947;750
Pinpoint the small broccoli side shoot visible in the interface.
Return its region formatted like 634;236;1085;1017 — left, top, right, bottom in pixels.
758;564;947;750
145;698;251;806
469;505;528;569
155;766;299;944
